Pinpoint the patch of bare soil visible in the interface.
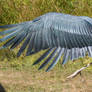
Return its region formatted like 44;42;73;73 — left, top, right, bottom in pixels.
0;70;92;92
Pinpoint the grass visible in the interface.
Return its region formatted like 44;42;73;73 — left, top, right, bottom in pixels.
0;51;92;92
0;63;92;92
0;0;92;25
0;0;92;91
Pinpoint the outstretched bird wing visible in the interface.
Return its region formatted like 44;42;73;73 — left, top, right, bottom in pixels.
0;12;92;71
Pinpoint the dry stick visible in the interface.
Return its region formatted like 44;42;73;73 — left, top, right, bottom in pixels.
67;63;92;79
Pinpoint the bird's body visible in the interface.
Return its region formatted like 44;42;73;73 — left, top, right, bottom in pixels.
0;12;92;71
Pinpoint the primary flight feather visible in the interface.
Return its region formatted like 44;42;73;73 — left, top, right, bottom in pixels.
0;12;92;72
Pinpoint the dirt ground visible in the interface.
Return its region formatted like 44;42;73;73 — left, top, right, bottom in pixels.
0;69;92;92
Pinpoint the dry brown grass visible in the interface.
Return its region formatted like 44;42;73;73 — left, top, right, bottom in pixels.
0;69;92;92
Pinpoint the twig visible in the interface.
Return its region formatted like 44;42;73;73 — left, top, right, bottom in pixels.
67;63;92;79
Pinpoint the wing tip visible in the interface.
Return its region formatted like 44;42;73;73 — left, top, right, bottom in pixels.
38;67;41;70
0;24;18;29
45;69;50;72
32;62;37;65
17;53;20;57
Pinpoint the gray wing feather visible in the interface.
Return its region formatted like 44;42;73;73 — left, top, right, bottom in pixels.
10;33;27;49
26;33;35;56
0;12;92;71
17;34;32;57
87;46;92;57
33;48;54;65
46;47;64;72
38;48;58;70
62;49;70;64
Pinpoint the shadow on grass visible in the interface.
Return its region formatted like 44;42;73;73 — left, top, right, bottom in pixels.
0;84;6;92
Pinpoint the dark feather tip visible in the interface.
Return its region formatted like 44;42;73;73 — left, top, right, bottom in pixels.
45;69;49;72
17;54;20;57
38;67;41;70
32;62;37;65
